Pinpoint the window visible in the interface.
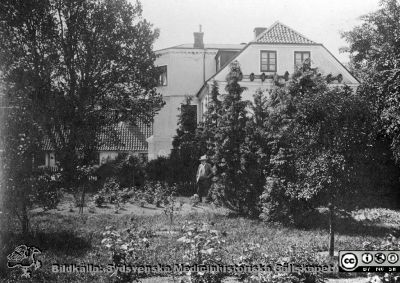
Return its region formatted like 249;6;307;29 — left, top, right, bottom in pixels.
158;65;167;86
294;51;310;69
260;51;277;72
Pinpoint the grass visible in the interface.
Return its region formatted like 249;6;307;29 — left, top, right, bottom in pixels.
1;197;399;282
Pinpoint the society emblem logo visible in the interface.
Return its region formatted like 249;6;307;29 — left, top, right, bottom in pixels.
340;253;358;271
7;245;42;279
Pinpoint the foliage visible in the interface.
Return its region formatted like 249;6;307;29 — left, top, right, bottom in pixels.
93;178;136;208
169;96;202;195
143;181;172;207
211;61;254;214
93;194;105;208
197;80;223;158
177;221;226;283
342;0;400;162
72;165;98;213
0;0;164;197
101;220;153;282
96;154;146;189
145;156;171;184
163;194;183;229
1;96;42;233
259;63;374;223
34;171;63;211
100;177;121;205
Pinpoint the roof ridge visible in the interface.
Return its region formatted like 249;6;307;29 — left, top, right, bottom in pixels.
275;21;316;44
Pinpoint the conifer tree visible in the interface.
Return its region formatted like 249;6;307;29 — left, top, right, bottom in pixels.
212;61;251;213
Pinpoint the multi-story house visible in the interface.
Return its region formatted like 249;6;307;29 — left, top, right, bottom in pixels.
35;21;359;165
148;21;359;160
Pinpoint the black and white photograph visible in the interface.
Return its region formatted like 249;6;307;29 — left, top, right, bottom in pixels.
1;0;400;282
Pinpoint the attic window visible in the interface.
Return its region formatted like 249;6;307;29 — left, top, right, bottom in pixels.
294;51;310;69
158;65;167;86
260;51;277;72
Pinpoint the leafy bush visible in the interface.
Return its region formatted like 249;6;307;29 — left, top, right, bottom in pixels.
101;221;154;282
177;221;226;283
145;156;171;183
102;177;121;204
96;154;146;189
259;177;310;224
93;194;105;207
135;181;174;207
34;171;63;210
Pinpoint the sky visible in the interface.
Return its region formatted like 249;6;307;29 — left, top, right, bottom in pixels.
138;0;381;63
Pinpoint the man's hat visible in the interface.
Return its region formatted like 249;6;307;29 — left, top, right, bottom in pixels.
199;155;207;161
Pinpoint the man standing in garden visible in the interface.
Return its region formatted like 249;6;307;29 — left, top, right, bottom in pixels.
196;155;213;203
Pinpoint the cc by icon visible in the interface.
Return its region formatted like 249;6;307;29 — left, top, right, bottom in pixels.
341;253;358;270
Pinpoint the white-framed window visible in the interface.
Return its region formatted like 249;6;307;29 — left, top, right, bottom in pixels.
294;51;310;69
260;50;277;72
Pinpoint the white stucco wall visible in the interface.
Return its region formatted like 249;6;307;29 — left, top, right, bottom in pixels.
212;44;358;86
199;43;359;118
149;48;221;160
155;49;218;97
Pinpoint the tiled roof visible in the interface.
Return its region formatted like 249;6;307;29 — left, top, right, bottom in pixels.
42;121;152;152
97;122;152;151
255;21;317;45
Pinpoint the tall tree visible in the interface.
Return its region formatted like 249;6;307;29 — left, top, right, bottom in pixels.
212;61;251;214
342;0;400;161
198;80;223;158
0;0;164;188
170;96;200;193
260;64;374;255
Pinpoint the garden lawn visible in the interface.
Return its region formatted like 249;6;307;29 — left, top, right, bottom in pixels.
2;196;399;282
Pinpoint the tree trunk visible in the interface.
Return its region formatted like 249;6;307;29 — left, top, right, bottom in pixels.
79;187;85;214
328;202;335;257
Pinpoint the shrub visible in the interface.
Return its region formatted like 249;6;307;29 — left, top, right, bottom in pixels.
259;177;309;224
101;221;154;282
93;194;105;207
95;154;146;189
34;171;63;211
140;181;174;207
145;156;171;183
102;177;121;204
177;221;226;282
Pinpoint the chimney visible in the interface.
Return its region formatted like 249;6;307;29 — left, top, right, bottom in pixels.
193;25;204;49
254;27;267;39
